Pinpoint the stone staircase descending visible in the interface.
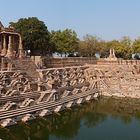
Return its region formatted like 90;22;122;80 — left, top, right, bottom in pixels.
11;58;39;79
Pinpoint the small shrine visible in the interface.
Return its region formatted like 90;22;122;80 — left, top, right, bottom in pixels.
105;48;117;61
0;21;25;58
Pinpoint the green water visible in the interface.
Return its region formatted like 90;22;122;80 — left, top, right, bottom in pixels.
1;97;140;140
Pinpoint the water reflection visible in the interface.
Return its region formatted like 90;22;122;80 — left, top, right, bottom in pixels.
1;97;140;140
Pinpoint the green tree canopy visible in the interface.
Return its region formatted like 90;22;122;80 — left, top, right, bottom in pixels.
8;17;139;59
78;35;100;57
50;29;79;56
78;35;133;59
97;40;109;58
10;17;50;55
120;36;132;47
133;37;140;53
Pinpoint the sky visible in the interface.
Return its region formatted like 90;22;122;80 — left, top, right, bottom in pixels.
0;0;140;40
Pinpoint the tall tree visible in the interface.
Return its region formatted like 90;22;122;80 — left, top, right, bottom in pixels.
97;40;109;58
78;41;90;57
78;35;100;57
50;29;79;56
10;17;50;55
120;36;132;47
133;37;140;53
120;36;132;59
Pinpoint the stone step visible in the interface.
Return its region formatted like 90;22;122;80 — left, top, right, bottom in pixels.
10;58;40;79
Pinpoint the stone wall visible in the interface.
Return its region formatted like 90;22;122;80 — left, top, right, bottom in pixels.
43;57;140;68
97;59;140;65
43;57;97;68
86;64;140;98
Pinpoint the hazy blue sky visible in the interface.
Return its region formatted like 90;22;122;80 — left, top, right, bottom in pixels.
0;0;140;40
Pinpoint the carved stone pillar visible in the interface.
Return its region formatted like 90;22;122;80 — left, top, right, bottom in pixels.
19;35;25;58
1;35;7;56
37;82;42;91
6;35;13;58
7;62;12;71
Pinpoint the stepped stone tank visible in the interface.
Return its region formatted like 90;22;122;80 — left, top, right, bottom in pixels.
0;23;139;127
0;56;100;127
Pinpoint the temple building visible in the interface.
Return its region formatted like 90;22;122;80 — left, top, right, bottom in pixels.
0;21;25;58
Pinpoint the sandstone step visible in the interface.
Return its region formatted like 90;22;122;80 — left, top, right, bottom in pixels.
10;58;40;79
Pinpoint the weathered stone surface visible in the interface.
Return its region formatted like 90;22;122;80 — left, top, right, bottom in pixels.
0;54;139;127
86;64;140;98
